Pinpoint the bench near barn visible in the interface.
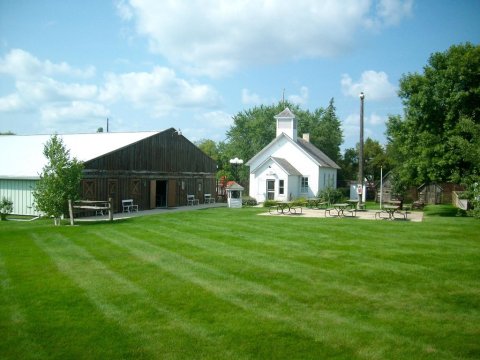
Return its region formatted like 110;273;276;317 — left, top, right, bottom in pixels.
68;198;113;225
187;194;199;206
122;199;139;213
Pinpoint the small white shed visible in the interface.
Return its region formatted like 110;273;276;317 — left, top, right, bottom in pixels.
226;182;244;208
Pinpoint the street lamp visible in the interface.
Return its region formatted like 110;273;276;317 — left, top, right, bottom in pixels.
358;92;365;209
229;157;244;183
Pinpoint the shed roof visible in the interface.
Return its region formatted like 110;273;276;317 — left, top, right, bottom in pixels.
1;131;159;179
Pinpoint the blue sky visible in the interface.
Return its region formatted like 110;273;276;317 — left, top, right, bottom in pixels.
0;0;479;150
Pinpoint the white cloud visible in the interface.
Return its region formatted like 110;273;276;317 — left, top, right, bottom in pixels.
40;101;110;123
376;0;413;26
242;89;264;105
341;70;396;101
0;93;25;112
288;86;309;105
341;111;386;149
369;112;385;125
0;49;223;132
99;67;222;116
119;0;412;77
194;110;233;129
0;48;95;80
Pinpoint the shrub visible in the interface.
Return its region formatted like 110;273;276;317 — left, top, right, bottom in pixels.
291;197;306;206
317;187;344;205
242;196;257;207
462;175;480;219
0;197;13;221
263;200;278;208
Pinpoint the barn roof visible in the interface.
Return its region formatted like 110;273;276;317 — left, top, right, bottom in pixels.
0;131;159;179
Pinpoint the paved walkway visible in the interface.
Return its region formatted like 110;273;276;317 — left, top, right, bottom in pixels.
76;202;227;222
261;208;424;222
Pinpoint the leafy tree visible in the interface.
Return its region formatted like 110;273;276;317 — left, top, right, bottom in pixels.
33;135;84;225
195;139;220;162
363;138;391;183
386;43;480;187
338;147;358;185
304;99;343;164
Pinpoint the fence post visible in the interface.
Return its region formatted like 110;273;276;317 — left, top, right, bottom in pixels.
108;197;113;221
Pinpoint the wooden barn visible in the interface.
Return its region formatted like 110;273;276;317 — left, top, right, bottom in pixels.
0;129;216;215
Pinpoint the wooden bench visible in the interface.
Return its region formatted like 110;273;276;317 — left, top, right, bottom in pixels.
204;193;215;204
122;199;138;213
68;198;113;225
187;194;199;206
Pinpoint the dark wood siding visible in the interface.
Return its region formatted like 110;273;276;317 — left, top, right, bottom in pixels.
81;128;217;211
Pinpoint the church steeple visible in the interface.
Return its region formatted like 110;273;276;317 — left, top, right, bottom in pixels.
274;107;297;141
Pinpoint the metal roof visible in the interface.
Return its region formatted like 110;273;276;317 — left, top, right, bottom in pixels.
270;157;302;176
274;107;295;119
1;131;159;179
296;138;341;169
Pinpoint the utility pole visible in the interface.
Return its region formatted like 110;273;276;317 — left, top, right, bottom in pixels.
358;92;365;209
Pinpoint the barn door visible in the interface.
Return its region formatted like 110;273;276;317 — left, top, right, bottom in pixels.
168;179;177;207
150;180;156;209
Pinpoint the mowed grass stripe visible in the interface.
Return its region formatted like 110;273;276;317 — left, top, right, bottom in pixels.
1;207;478;359
32;232;240;359
96;226;449;359
0;253;48;359
125;220;434;314
131;214;463;313
127;210;479;357
1;232;139;359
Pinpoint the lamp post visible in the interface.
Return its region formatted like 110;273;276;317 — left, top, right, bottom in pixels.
229;157;244;183
358;92;365;209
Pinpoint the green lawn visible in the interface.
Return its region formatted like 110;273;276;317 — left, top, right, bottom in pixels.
1;206;479;359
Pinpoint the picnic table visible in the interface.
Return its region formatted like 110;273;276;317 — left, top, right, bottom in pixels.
333;203;349;216
325;203;357;217
375;205;399;220
269;202;303;215
305;198;327;209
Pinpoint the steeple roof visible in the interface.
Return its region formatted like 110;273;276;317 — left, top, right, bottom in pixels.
274;107;295;119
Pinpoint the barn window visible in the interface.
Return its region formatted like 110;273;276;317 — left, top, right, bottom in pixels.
83;180;96;199
130;179;141;195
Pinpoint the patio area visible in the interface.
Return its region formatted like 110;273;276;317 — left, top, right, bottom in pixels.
261;207;424;222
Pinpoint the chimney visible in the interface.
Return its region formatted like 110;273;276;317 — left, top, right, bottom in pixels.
303;133;310;142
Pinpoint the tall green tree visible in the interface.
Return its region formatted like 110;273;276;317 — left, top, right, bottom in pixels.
195;139;220;162
364;138;391;183
386;43;480;187
33;135;84;225
307;99;343;164
338;147;358;185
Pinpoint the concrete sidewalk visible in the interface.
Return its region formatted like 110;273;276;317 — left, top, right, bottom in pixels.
76;202;227;222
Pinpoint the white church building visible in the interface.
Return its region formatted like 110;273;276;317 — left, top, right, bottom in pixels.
246;108;340;203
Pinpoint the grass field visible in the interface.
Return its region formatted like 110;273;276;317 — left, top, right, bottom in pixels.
1;206;479;359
